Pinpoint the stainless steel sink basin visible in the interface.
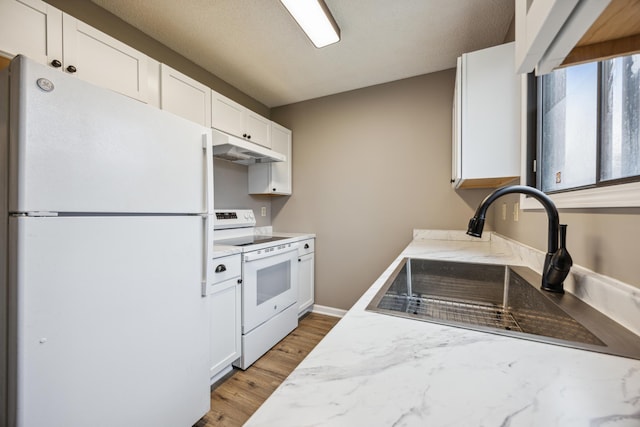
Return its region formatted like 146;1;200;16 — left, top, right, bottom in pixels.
366;258;640;360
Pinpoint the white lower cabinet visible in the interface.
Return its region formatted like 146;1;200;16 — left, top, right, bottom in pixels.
297;238;315;316
208;253;241;382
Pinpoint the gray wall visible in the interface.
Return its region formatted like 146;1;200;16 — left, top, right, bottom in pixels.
271;72;492;310
490;196;640;289
213;159;272;227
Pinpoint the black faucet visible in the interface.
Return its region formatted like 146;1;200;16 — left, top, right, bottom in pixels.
466;185;572;293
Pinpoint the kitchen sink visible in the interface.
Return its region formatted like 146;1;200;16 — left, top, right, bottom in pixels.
366;258;640;360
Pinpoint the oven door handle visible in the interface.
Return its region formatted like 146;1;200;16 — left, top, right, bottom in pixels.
243;244;298;262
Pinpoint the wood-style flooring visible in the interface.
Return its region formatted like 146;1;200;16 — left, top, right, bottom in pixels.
195;312;340;427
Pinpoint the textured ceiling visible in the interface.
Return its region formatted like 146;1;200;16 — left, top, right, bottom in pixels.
90;0;514;108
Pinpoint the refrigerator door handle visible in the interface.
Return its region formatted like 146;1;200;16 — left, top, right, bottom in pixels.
201;214;212;297
201;132;214;296
203;132;214;215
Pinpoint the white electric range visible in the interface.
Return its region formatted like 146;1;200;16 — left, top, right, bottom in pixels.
213;209;299;369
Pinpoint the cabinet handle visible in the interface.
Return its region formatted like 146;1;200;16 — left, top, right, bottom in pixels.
214;264;227;273
450;179;455;183
304;243;310;249
272;188;277;192
237;278;242;284
51;59;62;68
243;133;247;138
247;134;251;139
298;258;301;262
66;65;77;74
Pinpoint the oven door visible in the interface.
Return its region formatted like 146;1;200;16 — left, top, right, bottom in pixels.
242;244;299;333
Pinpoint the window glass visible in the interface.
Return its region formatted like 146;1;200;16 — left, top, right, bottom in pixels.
601;54;640;181
540;63;598;192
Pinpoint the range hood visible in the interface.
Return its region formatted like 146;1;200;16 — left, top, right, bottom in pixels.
211;129;285;165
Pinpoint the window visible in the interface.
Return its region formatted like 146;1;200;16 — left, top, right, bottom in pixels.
601;55;640;181
535;53;640;197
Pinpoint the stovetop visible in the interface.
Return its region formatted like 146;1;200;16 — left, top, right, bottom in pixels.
215;234;292;247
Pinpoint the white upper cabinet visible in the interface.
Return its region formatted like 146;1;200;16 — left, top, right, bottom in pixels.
160;63;211;127
211;91;244;136
0;0;62;65
515;0;611;75
62;15;148;102
248;122;292;195
0;0;149;102
452;42;520;189
244;110;271;148
211;90;271;148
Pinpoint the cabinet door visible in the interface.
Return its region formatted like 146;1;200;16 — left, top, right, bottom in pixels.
270;122;292;194
245;110;271;148
160;63;212;127
298;253;314;316
0;0;62;65
451;57;462;187
453;43;520;189
461;43;519;181
248;121;292;195
211;91;245;137
62;14;148;102
209;278;241;378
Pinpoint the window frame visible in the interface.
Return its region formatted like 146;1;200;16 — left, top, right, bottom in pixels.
519;70;640;210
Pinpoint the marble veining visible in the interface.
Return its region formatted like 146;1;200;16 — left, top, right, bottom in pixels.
245;230;640;427
212;244;241;258
255;225;315;242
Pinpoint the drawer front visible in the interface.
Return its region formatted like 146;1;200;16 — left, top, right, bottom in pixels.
210;254;241;285
298;238;314;256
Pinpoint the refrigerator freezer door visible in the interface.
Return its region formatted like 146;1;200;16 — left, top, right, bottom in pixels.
8;56;210;214
7;216;209;427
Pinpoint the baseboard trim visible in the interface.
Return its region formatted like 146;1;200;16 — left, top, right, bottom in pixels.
311;304;347;318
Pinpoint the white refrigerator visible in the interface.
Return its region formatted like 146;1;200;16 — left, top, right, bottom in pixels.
1;56;214;427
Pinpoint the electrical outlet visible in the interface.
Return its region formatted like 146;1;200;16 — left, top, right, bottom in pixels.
513;203;519;222
501;203;507;221
261;206;267;217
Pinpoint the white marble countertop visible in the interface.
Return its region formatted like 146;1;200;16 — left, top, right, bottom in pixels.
212;244;242;258
255;226;315;242
244;230;640;426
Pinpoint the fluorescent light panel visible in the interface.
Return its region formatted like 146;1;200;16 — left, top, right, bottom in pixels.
280;0;340;48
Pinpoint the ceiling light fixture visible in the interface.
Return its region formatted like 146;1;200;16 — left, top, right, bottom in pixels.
280;0;340;48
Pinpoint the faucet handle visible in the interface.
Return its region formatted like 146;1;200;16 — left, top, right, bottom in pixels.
542;224;572;293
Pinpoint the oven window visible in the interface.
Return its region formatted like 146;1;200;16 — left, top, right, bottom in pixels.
256;261;292;305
